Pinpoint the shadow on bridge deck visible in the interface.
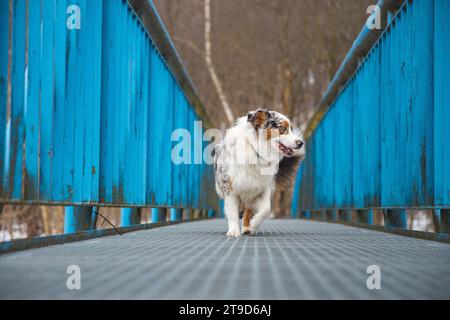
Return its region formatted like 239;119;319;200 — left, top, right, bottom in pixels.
0;219;449;300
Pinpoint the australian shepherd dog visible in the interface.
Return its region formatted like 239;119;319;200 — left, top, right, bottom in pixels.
214;108;305;237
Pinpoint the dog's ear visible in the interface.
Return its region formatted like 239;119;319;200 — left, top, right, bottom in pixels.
247;108;270;129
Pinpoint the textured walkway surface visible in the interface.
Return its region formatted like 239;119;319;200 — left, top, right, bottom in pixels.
1;219;449;300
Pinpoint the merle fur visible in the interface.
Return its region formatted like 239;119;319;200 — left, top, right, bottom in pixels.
275;155;302;188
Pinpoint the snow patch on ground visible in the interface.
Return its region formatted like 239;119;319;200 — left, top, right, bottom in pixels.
0;224;28;242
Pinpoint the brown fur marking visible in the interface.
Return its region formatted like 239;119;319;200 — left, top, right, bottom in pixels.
280;120;289;134
243;208;253;228
250;110;267;129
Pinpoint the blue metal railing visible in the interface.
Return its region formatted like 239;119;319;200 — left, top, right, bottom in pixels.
0;0;219;243
292;0;450;238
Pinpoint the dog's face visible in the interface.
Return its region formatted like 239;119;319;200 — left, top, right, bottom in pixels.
247;108;305;158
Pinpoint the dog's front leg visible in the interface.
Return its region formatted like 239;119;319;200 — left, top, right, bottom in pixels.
224;195;241;237
249;191;271;235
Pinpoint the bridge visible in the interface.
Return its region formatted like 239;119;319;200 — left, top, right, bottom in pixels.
1;0;449;299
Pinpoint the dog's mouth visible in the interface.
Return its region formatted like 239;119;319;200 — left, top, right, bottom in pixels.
278;143;294;157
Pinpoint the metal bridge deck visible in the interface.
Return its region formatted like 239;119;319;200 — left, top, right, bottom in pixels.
0;219;449;300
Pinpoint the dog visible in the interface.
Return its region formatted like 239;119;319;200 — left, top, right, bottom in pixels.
214;108;305;237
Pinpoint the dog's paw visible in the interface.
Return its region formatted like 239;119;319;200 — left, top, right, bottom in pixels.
226;226;241;238
242;227;255;236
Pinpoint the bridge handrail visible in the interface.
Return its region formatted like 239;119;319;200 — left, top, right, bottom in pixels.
0;0;219;245
292;0;450;240
304;0;404;140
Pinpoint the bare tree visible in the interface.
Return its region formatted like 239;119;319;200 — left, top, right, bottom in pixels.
204;0;234;124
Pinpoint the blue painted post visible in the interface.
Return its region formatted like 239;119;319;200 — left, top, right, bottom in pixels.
384;209;407;229
151;208;167;223
327;210;338;221
208;209;215;219
356;209;374;225
64;207;97;233
92;209;99;228
170;208;183;222
439;210;450;234
339;210;353;222
170;208;177;222
301;211;311;219
432;210;441;233
120;208;142;227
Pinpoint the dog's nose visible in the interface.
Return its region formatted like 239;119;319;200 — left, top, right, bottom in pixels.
296;140;304;149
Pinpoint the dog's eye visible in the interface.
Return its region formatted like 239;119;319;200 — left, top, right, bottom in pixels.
279;127;288;135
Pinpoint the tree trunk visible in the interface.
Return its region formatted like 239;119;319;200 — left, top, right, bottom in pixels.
204;0;234;124
41;206;51;235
